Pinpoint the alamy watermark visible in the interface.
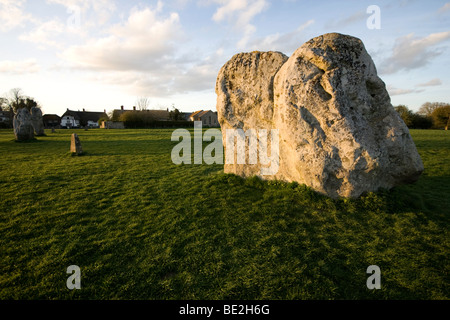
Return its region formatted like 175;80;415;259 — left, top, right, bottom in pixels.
171;121;279;175
66;265;81;290
367;5;381;29
67;6;81;30
366;265;381;289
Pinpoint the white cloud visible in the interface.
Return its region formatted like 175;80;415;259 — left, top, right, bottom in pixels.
46;0;117;29
82;48;223;98
416;78;442;87
212;0;247;22
16;0;117;50
247;19;314;53
325;10;366;29
85;71;173;97
0;59;40;74
19;19;66;49
387;85;424;96
175;48;227;93
60;4;221;97
61;6;182;71
380;31;450;74
0;0;34;32
45;0;116;16
211;0;269;49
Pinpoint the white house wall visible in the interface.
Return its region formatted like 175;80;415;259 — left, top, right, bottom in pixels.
61;116;80;128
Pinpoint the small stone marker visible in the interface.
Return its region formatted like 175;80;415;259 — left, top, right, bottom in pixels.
70;133;83;155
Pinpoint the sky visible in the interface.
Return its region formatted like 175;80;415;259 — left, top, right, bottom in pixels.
0;0;449;116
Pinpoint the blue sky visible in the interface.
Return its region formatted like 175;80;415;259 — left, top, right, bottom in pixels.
0;0;449;115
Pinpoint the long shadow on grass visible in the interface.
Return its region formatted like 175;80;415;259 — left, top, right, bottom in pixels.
192;173;449;299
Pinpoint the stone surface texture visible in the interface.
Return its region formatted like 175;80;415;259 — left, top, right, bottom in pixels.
13;108;35;141
215;33;424;199
31;107;45;136
216;51;288;177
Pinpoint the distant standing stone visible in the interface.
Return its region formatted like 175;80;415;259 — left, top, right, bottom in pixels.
30;107;45;136
13;108;35;141
70;133;83;155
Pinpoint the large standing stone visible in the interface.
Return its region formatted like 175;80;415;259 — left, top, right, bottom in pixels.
273;33;424;198
30;107;45;136
216;51;288;177
13;108;35;141
215;33;424;199
70;133;83;155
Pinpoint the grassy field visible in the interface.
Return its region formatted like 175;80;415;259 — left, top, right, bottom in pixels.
0;128;448;300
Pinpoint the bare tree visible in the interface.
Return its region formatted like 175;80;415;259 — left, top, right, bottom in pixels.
136;97;150;111
418;102;446;117
9;88;24;109
3;88;40;113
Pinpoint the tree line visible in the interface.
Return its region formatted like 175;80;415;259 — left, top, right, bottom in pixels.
1;88;448;130
1;88;40;113
0;88;41;128
394;102;450;130
113;108;192;128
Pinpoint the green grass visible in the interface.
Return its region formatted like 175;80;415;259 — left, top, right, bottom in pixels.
0;128;448;300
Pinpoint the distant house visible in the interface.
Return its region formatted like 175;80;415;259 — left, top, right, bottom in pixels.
101;121;125;129
111;106;130;121
43;114;61;128
147;109;171;121
111;105;171;122
61;109;107;128
189;110;219;127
